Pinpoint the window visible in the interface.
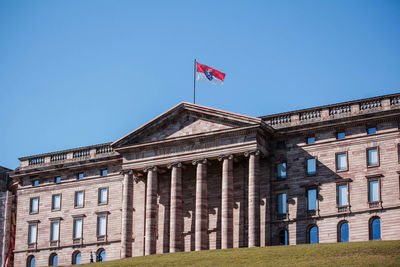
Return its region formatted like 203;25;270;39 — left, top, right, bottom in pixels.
50;221;60;241
277;163;287;179
73;218;83;239
277;140;286;149
77;172;84;180
96;248;106;262
338;184;348;206
367;148;379;167
369;180;380;202
101;169;108;176
30;197;39;214
74;191;84;208
27;255;35;267
97;216;107;236
336;152;348;171
32;180;39;187
28;224;37;244
367;127;376;135
338;221;349;242
337;132;346;140
49;253;58;266
369;217;381;240
52;194;61;211
307;158;317;175
307;225;318;244
98;188;108;205
72;251;81;265
307;188;317;211
55;176;61;183
307;136;315;145
277;193;287;215
278;229;288;245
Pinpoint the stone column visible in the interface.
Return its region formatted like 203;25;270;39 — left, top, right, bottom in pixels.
193;159;208;251
168;162;183;253
218;155;234;249
245;150;260;247
144;166;158;255
121;170;133;258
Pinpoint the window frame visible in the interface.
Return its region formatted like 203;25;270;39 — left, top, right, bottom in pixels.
51;194;62;211
98;187;109;206
369;216;381;240
306;186;319;212
276;162;287;180
367;147;380;167
96;211;110;241
336;183;350;208
49;218;61;244
49;253;58;266
368;179;381;204
29;197;39;214
27;221;39;245
367;126;377;135
306;224;319;244
335;151;349;172
337;220;349;243
74;191;85;208
77;172;84;181
72;250;82;265
336;131;346;140
72;215;85;242
100;169;108;177
54;176;62;184
306;157;317;176
306;136;316;145
32;179;39;187
276;192;287;216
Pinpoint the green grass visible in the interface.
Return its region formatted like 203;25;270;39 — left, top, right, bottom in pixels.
80;241;400;267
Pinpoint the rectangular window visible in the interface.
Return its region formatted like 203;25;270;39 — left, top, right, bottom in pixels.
367;127;376;135
32;180;39;187
30;197;39;214
50;221;59;241
367;148;379;167
97;216;107;236
338;184;348;206
277;193;287;214
307;136;315;145
307;158;317;175
75;191;84;208
73;218;83;239
98;188;108;205
55;176;61;183
337;132;346;140
369;180;380;202
277;163;287;179
101;169;108;176
77;172;84;180
28;224;37;244
336;152;348;171
307;189;317;210
52;194;61;211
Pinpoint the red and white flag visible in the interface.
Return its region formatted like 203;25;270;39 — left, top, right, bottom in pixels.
196;62;226;85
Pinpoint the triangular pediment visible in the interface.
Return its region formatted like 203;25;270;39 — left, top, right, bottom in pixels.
112;102;264;148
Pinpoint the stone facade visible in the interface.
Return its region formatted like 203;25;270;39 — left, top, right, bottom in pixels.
9;93;400;266
0;166;13;267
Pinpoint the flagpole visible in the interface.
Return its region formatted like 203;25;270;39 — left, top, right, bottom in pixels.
193;59;196;104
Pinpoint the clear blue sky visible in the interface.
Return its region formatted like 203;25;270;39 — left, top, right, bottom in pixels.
1;1;399;169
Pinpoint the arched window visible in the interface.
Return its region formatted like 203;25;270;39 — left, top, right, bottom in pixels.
27;255;35;267
49;253;58;266
307;225;318;244
369;217;381;240
278;229;288;245
72;251;81;265
96;248;105;262
338;221;349;242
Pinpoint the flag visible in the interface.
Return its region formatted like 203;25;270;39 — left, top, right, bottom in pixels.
196;62;226;85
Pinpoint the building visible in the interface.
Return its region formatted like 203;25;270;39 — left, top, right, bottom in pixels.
0;166;14;267
9;93;400;266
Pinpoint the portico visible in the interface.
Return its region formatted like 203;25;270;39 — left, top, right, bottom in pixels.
112;102;272;256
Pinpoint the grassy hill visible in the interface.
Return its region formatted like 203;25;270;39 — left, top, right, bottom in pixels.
80;240;400;267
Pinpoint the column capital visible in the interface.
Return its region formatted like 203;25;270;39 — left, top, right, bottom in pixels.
192;158;207;165
167;162;183;169
143;166;158;173
244;150;261;157
120;169;134;176
218;154;234;161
